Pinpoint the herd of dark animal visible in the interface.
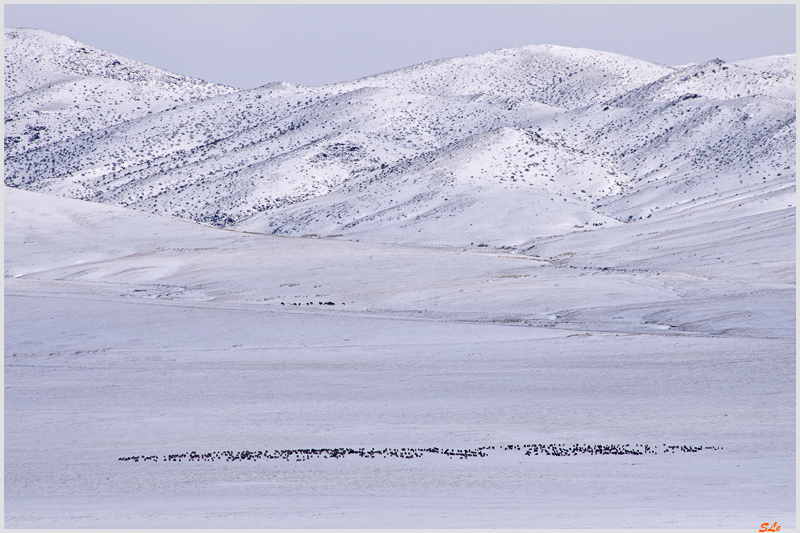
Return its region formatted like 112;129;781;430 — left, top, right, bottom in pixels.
281;301;340;306
119;443;720;463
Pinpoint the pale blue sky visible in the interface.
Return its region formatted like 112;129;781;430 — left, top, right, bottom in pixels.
5;4;796;89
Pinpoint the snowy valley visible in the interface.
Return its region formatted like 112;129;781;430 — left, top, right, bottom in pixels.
4;27;795;528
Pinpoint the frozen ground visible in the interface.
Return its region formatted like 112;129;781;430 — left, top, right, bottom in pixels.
4;186;795;528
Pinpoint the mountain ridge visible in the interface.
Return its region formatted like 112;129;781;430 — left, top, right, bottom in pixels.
4;27;236;156
4;27;795;249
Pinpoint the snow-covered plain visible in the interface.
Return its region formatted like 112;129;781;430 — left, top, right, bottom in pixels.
5;185;795;527
3;28;796;528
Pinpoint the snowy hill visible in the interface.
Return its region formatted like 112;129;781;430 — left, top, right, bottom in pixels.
332;44;675;109
4;28;795;248
4;28;236;157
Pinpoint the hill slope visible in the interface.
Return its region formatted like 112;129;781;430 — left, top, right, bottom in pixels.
4;27;236;157
4;28;795;248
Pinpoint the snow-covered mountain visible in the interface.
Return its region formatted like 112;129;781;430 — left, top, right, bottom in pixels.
5;28;795;528
4;28;795;248
4;28;236;156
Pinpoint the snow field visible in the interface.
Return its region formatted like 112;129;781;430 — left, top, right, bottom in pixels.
4;187;795;527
